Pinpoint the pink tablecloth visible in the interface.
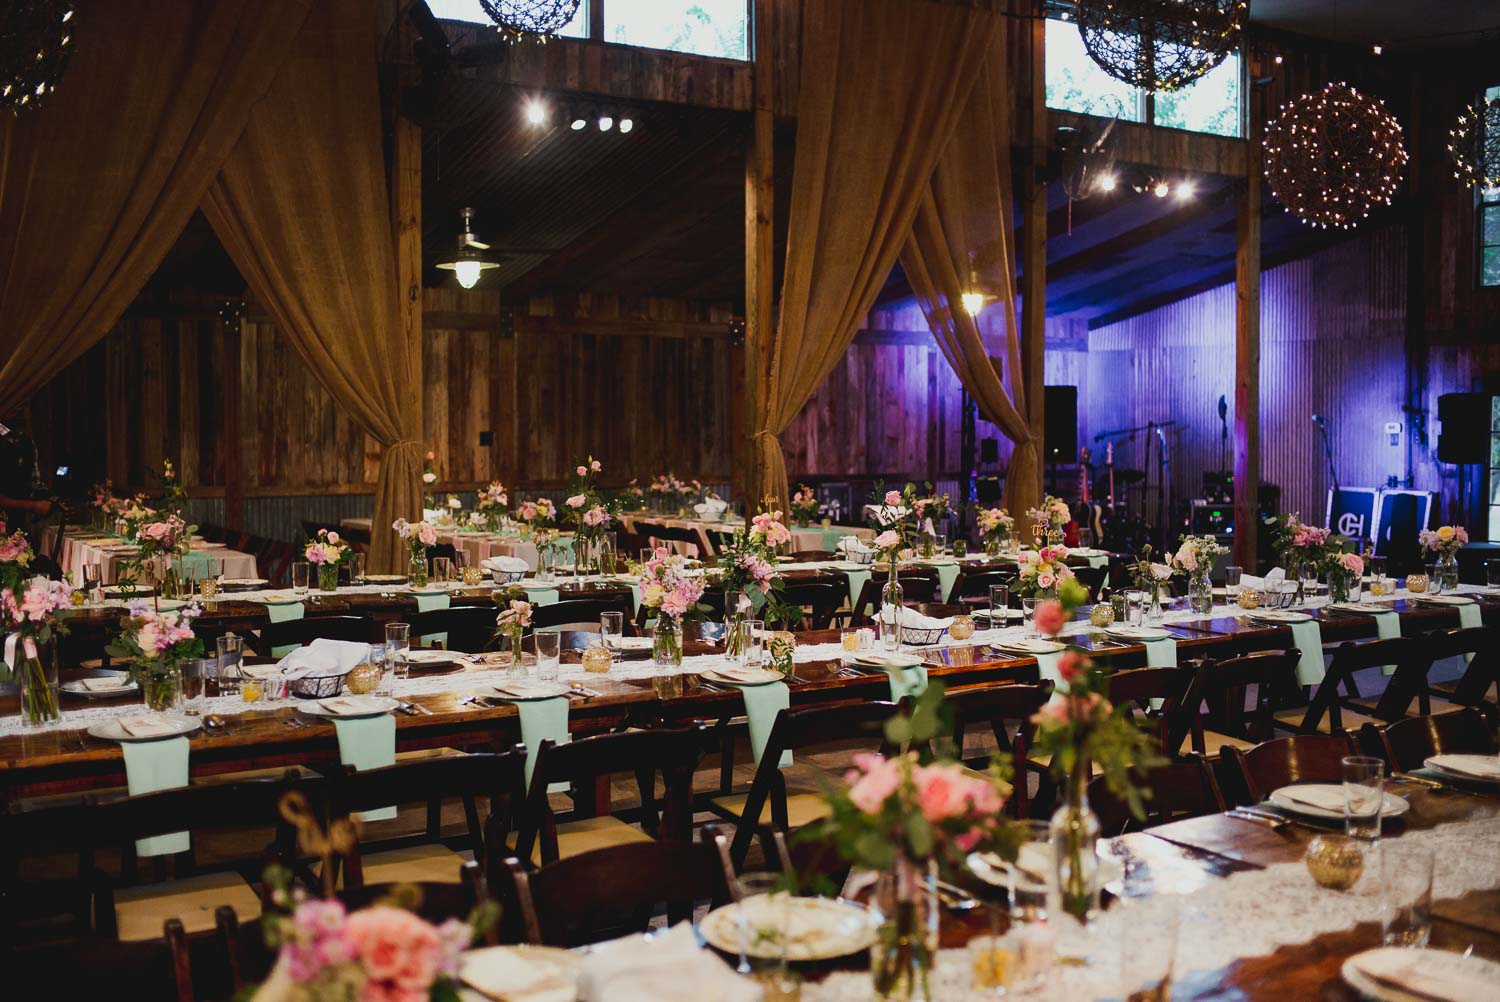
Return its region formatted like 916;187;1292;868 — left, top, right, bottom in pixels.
341;518;547;571
43;529;259;585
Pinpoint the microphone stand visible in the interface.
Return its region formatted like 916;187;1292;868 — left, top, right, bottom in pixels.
1317;420;1339;493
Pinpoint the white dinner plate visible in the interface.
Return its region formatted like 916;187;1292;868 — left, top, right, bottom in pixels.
1105;626;1172;641
1326;601;1392;614
258;592;304;605
298;695;399;718
408;585;450;595
989;638;1066;655
87;714;201;742
604;635;653;651
1267;783;1409;821
966;845;1125;894
1409;594;1474;606
849;652;926;670
62;677;139;698
220;578;269;589
460;944;579;1002
699;666;785;686
488;680;571;701
832;561;868;571
520;581;559;592
1423;754;1500;785
1248;610;1314;623
363;574;407;585
1341;946;1500;1002
699;895;881;961
405;648;462;666
974;607;1022;621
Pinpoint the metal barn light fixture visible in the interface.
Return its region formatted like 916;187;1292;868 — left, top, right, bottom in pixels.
435;208;499;289
0;0;75;114
1075;0;1247;92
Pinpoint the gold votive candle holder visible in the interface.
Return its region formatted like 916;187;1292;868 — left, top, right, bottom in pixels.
346;662;383;694
949;614;976;641
462;567;484;586
1236;589;1262;610
1088;604;1115;628
1305;834;1364;890
581;644;613;674
1405;574;1428;594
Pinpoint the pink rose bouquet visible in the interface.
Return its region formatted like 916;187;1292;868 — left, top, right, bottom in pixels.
1016;544;1075;597
105;601;205;711
1419;524;1468;560
790;484;821;525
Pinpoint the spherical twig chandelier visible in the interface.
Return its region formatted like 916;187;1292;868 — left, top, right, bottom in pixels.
1264;82;1408;230
477;0;582;44
1447;97;1500;191
0;0;75;114
1075;0;1247;92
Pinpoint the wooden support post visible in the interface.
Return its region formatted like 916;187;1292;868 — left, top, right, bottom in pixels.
1020;0;1047;503
742;0;774;505
218;300;246;532
387;3;423;571
1233;60;1264;570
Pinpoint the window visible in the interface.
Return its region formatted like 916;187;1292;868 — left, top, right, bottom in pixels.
604;0;748;60
1044;14;1242;137
1480;85;1500;287
425;1;589;37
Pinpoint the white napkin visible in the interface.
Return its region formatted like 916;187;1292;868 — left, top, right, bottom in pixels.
118;716;178;738
836;536;874;555
276;638;372;679
876;606;953;629
707;665;781;683
81;676;131;691
1238;567;1286;591
482;555;530;573
694;498;728;515
1275;785;1350;812
604;635;653;651
578;924;759;1002
461;947;576;1002
1350;947;1497;1002
1428;754;1500;780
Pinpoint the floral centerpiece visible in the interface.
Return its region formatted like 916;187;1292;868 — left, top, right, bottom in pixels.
975;506;1014;557
0;521;73;725
493;593;533;665
1025;495;1072;547
304;529;353;592
1329;551;1365;603
105;600;204;713
715;510;796;658
116;495;157;543
90;480;127;530
1173;534;1227;613
392;518;438;588
1266;513;1333;598
440;495;464;526
637;547;705;668
158;457;187;515
1420;524;1468;590
1028;582;1159;920
619;478;647;512
1016;543;1075;598
805;684;1019;1000
1128;544;1176;622
421;450;438;508
912;488;954;556
132;513;195;600
789;484;821;526
647;473;688;514
474;482;509;531
868;485;919;652
564;457;615;575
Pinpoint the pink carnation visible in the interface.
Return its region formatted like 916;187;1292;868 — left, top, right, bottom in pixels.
1032;599;1066;636
874;530;900;551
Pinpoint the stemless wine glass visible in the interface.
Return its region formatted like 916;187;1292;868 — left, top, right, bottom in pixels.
745;619;766;668
534;630;560;680
1224;565;1243;601
182;658;212;716
291;561;310;595
1426;562;1445;595
1381;842;1434;947
1343;755;1385;845
216;633;243;697
1300;565;1318;603
386;622;411;681
989;584;1010;625
1021;597;1038;637
600;611;624;648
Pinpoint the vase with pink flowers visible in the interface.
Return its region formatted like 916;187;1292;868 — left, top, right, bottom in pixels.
105;600;205;714
304;528;352;592
0;522;74;726
392;518;438;588
1173;534;1226;614
1328;551;1365;604
1419;525;1467;591
637;548;705;669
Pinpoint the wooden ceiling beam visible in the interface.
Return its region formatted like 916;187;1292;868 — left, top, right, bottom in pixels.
1046;183;1237;283
512;314;733;341
1048;110;1248;177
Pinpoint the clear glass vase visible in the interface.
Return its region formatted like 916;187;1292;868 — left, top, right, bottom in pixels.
1146;582;1165;624
408;550;429;588
1188;569;1213;613
317;562;339;593
501;625;526;676
723;589;751;663
17;638;60;727
880;568;904;652
984;536;1002;558
1438;554;1459;592
1328;566;1352;604
870;856;938;1001
1051;762;1102;922
142;665;183;715
652;615;683;669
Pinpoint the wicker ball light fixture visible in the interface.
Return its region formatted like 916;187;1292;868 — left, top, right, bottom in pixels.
0;0;75;114
477;0;582;44
1264;82;1408;230
1447;97;1500;191
1075;0;1247;92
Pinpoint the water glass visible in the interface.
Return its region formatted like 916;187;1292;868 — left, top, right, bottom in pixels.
182;658;212;716
989;584;1010;623
386;622;411;681
1126;589;1146;626
534;630;560;679
732;872;791;983
1381;842;1434;947
216;634;243;697
291;561;310;595
1021;597;1038;637
1224;565;1242;600
537;545;556;583
600;611;624;647
352;551;367;584
433;556;453;582
1426;562;1444;595
1343;755;1385;844
1008;820;1052;922
368;644;390;695
1109;894;1179;1001
936;533;948;554
1370;555;1387;581
1300;566;1318;602
745;618;766;668
1487;560;1500;591
840;627;863;656
1110;591;1130;624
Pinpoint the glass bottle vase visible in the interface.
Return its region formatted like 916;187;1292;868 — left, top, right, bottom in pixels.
17;638;60;727
652;614;683;669
142;664;184;715
408;550;429;588
1188;569;1213;613
1438;554;1459;592
1328;566;1352;604
1050;760;1102;922
723;589;751;663
870;856;938;1002
880;568;904;652
317;562;340;592
1146;582;1165;624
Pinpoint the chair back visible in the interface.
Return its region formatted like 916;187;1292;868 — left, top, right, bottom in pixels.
945;681;1051;818
776;578;846;630
529;595;633;632
1221;734;1358;805
1292;637;1423;733
255;615;374;655
850;570;941;624
500;825;738;946
513;727;707;868
1069;565;1108;602
1087;756;1225;834
409;605;502;652
1104;665;1197;755
1362;708;1497;772
1426;626;1499;721
1197;650;1301;743
951;567;1014;602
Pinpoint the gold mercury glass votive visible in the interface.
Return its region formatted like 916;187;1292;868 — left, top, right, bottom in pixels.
1088;604;1115;628
1236;589;1262;610
462;566;484;586
199;577;219;600
346;662;383;694
1406;574;1428;594
581;644;613;674
949;614;976;640
1305;834;1364;890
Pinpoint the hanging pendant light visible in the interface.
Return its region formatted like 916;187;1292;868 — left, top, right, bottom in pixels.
1075;0;1247;92
962;250;996;318
435;208;499;289
1447;96;1500;191
477;0;582;44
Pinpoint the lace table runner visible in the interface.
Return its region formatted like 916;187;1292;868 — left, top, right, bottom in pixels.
806;812;1500;1001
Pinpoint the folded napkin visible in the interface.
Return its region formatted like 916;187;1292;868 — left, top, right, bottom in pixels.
276;638;372;679
578;924;760;1002
876;606;954;629
1238;567;1287;591
836;536;874;555
707;665;781;683
462;947;577;1002
118;715;180;738
1275;784;1351;812
483;555;530;573
605;635;653;651
1287;620;1326;685
319;695;390;715
488;692;570;791
1350;948;1497;1002
81;675;130;691
332;713;397;821
122;733;190;856
693;499;728;518
1427;754;1500;781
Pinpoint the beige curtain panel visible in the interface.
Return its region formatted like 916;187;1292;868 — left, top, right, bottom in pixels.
753;0;999;512
900;32;1043;516
203;0;422;573
0;0;309;409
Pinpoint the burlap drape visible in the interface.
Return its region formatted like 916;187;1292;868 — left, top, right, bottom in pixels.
900;35;1042;516
0;0;309;408
202;0;421;573
752;0;999;511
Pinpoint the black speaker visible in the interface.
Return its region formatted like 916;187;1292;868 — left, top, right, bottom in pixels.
1437;393;1491;464
1043;385;1078;464
979;438;999;464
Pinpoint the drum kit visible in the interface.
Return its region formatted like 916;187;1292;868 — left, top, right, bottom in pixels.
1070;421;1184;553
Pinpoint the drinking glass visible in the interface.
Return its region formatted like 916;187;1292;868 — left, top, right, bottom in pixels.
1224;565;1243;600
386;622;411;681
1110;591;1129;624
1343;755;1385;845
989;584;1010;624
600;611;624;647
182;658;212;716
216;634;243;697
1109;894;1179;1002
1381;842;1434;947
1008;819;1052;922
1126;589;1146;626
368;644;390;695
1426;562;1444;595
352;550;367;584
433;556;453;583
640;547;655;568
291;561;310;595
537;545;555;584
1076;527;1094;549
1370;554;1387;581
732;872;790;984
1300;566;1318;603
745;618;766;668
534;630;560;679
1487;560;1500;592
840;627;864;657
1022;597;1038;637
936;533;948;554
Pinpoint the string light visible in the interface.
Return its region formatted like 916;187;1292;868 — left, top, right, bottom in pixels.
0;1;74;115
1075;0;1248;92
1264;81;1408;230
477;0;581;44
1446;97;1500;191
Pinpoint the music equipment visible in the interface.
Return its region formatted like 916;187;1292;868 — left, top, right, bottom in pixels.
1325;487;1379;544
1312;413;1339;491
1064;447;1107;547
1202;471;1233;504
1043;386;1078;464
979;437;1000;465
1436;393;1491;464
1374;489;1436;570
1189;499;1232;536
